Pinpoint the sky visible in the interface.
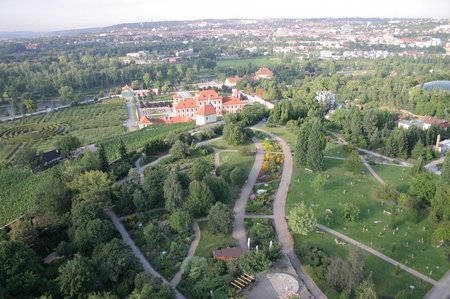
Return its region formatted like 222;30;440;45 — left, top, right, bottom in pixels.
0;0;449;32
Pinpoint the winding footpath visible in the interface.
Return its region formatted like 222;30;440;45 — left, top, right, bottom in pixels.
254;128;327;299
106;208;187;299
232;137;264;251
316;224;438;285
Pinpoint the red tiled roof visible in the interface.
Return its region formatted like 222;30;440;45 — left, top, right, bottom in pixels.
222;96;244;106
197;89;221;100
226;77;241;84
197;104;216;116
122;84;133;91
174;99;198;109
139;115;152;124
213;247;243;260
255;67;273;78
423;116;448;125
164;116;192;124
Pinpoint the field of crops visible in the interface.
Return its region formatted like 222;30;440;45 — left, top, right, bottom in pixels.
101;122;196;162
0;167;53;227
0;100;127;160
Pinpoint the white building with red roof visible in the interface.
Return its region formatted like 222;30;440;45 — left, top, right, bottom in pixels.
172;89;244;125
196;104;217;126
254;67;273;80
225;76;241;87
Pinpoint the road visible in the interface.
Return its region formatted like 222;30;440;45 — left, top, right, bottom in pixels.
254;128;327;299
125;100;137;132
316;223;438;286
424;270;450;299
232;137;264;251
425;156;445;175
106;208;186;299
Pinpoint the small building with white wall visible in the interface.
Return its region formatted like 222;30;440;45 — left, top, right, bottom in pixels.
196;104;217;126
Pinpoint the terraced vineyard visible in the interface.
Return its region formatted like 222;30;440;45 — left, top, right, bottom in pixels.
0;100;127;160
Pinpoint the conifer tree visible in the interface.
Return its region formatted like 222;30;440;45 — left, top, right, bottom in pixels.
97;144;108;171
306;119;325;171
295;121;312;166
118;138;128;160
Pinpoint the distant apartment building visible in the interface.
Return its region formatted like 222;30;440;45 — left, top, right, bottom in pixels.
315;91;336;111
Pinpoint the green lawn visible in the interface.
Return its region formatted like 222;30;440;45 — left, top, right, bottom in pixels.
370;164;414;193
216;56;281;68
288;158;447;281
262;125;297;149
294;232;432;298
195;221;235;257
208;138;254;152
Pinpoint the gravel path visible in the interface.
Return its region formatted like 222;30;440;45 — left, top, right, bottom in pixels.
232;137;264;251
254;128;326;299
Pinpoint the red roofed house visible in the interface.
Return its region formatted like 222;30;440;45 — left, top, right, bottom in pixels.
213;247;244;261
423;116;448;130
225;76;241;87
139;115;152;129
196;104;217;125
254;67;273;80
172;89;244;125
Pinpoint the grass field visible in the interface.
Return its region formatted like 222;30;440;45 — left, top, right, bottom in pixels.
262;125;297;148
370;164;414;193
288;158;447;281
295;231;433;298
195;221;235;257
216;56;282;68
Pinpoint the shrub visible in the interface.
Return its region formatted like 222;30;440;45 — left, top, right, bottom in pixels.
230;167;246;186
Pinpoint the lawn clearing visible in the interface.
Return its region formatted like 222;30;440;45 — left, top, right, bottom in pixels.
216;56;281;68
287;158;448;281
262;125;297;149
195;221;235;257
294;231;432;298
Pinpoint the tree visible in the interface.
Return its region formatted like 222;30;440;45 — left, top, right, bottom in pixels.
355;279;377;299
58;85;74;103
142;165;167;208
239;251;271;275
71;201;106;229
223;123;247;145
169;140;190;159
306;119;325;171
14;147;40;172
130;284;175;299
410;155;425;176
411;141;426;160
409;172;436;204
0;240;44;298
22;98;35;113
81;150;102;172
345;151;362;172
69;170;114;206
191;158;213;181
34;177;70;217
295;121;312;166
57;256;96;298
169;211;192;235
288;202;316;235
340;202;360;222
75;219;115;251
55;135;81;157
92;239;142;296
8;219;38;248
164;172;184;212
203;176;230;203
208;202;234;235
118;138;128;160
432;225;450;246
440;152;450;184
230;167;247;186
431;183;450;222
98;144;109;171
186;181;214;217
311;173;325;193
373;183;397;202
328;250;365;293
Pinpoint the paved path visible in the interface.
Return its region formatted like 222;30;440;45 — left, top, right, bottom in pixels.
360;155;386;185
170;220;201;287
316;223;438;286
425;270;450;299
125;100;137;132
232;137;264;251
244;214;274;219
106;208;186;299
425;156;445;175
254;128;326;299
